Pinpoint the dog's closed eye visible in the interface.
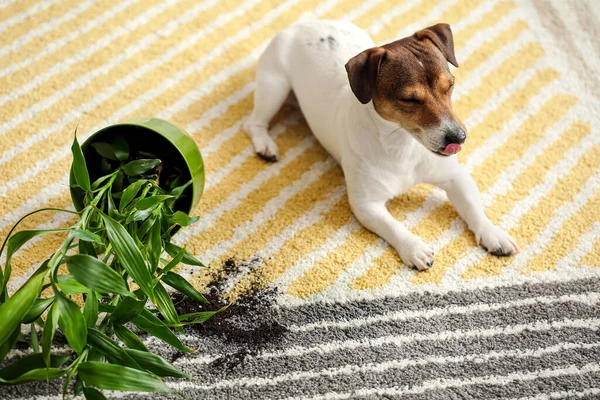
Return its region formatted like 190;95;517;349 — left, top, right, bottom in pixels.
399;97;423;104
444;77;455;93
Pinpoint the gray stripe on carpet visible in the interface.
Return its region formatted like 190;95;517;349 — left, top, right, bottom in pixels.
347;369;600;400
277;278;600;325
3;279;599;399
174;323;600;383
167;299;600;377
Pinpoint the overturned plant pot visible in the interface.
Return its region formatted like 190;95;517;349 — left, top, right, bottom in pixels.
69;117;205;230
0;117;219;395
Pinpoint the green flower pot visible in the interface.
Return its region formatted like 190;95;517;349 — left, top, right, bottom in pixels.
70;117;204;224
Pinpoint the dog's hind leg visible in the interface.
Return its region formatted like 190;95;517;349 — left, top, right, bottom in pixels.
244;40;291;162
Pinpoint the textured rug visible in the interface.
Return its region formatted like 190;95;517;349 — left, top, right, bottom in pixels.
1;0;600;398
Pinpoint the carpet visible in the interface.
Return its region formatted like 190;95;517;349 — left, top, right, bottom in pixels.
1;0;600;398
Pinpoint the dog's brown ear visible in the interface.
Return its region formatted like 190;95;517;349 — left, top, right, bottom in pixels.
345;47;387;104
414;23;458;67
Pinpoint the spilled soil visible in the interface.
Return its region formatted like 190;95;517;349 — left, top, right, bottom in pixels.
171;258;287;368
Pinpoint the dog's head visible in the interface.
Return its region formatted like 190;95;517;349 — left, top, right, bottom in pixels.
345;23;466;156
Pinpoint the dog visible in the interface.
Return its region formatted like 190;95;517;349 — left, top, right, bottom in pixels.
243;20;519;270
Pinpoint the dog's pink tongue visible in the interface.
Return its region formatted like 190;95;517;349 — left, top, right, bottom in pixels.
441;143;462;155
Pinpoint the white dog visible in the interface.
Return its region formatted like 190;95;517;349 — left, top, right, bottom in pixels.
244;20;519;270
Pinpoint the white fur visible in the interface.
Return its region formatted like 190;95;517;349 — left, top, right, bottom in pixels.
244;20;518;270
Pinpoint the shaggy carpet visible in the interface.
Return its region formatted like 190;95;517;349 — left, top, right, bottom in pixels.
1;0;599;398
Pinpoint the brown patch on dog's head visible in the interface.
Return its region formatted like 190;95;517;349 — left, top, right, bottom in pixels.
345;23;467;156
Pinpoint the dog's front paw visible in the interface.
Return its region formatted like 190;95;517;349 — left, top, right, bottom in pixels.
398;238;435;271
475;223;519;256
243;122;279;162
253;136;279;162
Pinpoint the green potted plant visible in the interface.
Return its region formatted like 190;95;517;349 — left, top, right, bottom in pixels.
0;118;218;397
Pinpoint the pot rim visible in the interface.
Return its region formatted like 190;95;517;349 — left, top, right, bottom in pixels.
69;117;204;219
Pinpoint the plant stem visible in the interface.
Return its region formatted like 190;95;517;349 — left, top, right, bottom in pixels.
81;169;120;227
46;179;113;284
0;208;79;260
101;244;112;264
98;295;120;332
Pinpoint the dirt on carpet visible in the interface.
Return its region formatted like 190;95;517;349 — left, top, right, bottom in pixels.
171;258;288;368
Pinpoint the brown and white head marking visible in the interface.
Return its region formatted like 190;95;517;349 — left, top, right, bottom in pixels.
345;23;467;156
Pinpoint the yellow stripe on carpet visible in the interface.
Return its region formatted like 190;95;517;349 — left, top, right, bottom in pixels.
2;0;599;301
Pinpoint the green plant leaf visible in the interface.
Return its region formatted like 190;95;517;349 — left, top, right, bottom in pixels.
162;199;175;216
168;180;192;200
22;296;54;324
138;214;157;239
111;136;130;161
2;229;66;293
78;362;172;392
160;244;186;275
101;213;155;302
98;303;116;313
161;272;208;303
107;190;117;218
178;308;224;325
6;230;66;258
70;229;103;245
113;324;148;352
87;328;141;369
139;150;157;158
126;208;155;224
56;293;87;354
0;368;66;384
122;159;161;176
91;142;119;160
113;170;125;193
136;195;174;211
132;309;193;353
109;296;146;325
167;211;199;227
148;221;161;273
84;291;98;328
30;323;39;353
87;347;105;363
0;325;19;363
120;180;148;211
79;239;98;258
71;134;91;191
165;174;183;193
0;208;77;298
83;386;108;400
153;282;180;330
0;272;44;346
100;156;111;174
125;349;189;378
66;254;131;296
62;353;83;398
164;242;205;267
57;274;89;295
0;353;69;383
74;378;84;399
42;301;60;367
91;174;113;191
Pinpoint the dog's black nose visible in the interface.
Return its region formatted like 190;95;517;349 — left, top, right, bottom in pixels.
444;127;467;145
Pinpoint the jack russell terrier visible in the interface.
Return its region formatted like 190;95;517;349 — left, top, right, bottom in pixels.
244;20;519;270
